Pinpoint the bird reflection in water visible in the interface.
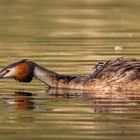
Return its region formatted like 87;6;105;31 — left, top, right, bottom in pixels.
45;88;140;114
14;91;35;110
4;88;140;114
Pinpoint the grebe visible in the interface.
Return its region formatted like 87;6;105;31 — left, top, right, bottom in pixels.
0;58;140;91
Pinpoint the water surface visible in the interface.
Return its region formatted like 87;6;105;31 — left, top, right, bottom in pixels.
0;0;140;139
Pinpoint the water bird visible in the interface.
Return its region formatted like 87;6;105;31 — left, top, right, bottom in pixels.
0;58;140;91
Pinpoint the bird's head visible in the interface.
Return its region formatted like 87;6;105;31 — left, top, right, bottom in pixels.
0;59;34;82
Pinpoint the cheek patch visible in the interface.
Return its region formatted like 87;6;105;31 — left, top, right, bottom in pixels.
15;63;33;82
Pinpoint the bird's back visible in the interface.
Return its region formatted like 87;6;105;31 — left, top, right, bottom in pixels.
93;57;140;79
84;58;140;91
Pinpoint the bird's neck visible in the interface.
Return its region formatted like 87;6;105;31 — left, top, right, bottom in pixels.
33;63;84;89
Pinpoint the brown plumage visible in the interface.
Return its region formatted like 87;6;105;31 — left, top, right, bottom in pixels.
1;57;140;91
15;63;34;82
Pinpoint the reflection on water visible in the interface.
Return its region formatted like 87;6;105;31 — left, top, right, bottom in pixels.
0;89;140;139
14;92;34;110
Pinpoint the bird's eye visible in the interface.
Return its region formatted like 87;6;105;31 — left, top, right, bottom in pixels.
6;69;10;73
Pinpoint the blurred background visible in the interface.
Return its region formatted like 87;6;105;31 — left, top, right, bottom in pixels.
0;1;140;140
1;0;140;77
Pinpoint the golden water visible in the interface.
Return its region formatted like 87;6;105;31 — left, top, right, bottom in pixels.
0;0;140;139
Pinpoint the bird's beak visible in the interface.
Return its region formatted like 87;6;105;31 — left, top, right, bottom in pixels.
0;68;7;78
